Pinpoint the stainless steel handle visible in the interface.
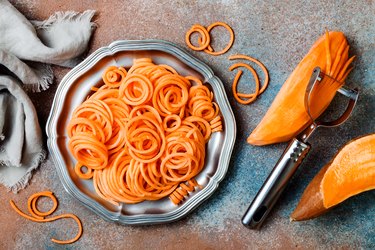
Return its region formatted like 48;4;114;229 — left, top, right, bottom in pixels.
242;138;311;229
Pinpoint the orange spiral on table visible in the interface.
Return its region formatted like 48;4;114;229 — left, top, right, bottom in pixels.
10;191;83;244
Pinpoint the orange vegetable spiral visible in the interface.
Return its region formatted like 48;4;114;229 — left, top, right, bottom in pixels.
152;74;190;117
188;84;219;121
119;73;154;106
229;54;270;105
102;66;127;88
169;179;201;205
10;191;83;244
185;22;234;56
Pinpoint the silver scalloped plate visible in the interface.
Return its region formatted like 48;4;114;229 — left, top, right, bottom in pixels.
46;40;236;225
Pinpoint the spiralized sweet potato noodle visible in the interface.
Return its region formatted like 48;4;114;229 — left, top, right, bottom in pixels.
185;24;211;51
10;191;83;244
229;54;270;104
186;22;234;56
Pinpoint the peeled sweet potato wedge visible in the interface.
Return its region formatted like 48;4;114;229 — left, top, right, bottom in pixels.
291;133;375;221
248;31;355;145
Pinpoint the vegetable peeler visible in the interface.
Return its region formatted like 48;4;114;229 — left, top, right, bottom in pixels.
242;67;359;229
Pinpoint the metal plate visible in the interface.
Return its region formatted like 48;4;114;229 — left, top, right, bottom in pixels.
46;40;236;225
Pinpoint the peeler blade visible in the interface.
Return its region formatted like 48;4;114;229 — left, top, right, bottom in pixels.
299;67;359;142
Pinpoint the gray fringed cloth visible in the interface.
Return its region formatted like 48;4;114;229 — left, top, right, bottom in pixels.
0;0;96;192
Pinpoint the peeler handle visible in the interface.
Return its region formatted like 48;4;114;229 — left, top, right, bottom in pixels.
242;138;311;229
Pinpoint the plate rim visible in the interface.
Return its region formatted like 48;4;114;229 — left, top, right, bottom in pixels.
46;39;237;225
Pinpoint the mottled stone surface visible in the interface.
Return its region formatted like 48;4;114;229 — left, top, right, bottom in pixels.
1;0;374;249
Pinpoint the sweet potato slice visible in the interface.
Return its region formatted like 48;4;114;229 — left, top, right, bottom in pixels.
291;134;375;221
248;31;354;146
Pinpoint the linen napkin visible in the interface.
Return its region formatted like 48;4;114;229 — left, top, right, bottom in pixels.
0;0;96;192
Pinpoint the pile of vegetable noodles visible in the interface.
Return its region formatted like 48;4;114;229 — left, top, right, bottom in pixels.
67;58;222;205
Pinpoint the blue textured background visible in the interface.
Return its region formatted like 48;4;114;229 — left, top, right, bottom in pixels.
1;0;374;249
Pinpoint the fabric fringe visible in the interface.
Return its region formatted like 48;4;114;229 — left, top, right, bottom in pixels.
25;10;96;92
0;150;47;193
33;10;97;31
0;6;96;193
36;64;54;92
25;63;54;93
